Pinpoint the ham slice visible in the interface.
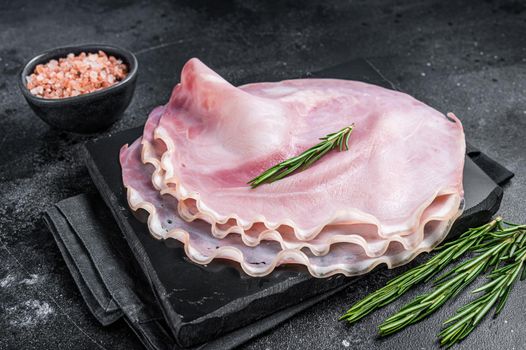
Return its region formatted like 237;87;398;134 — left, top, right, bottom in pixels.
121;139;462;277
152;60;464;241
140;99;462;256
120;58;466;277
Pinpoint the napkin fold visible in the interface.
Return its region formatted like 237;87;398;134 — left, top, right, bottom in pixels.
466;143;514;186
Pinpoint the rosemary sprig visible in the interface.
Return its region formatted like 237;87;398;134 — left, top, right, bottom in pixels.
340;218;526;348
247;124;354;188
339;219;500;324
439;239;526;347
378;235;514;336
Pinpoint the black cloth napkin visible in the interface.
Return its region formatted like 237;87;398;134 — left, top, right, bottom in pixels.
44;148;513;350
466;143;514;186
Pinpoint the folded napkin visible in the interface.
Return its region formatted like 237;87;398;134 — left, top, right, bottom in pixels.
466;143;514;186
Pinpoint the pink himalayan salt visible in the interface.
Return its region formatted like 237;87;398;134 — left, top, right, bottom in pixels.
26;50;128;99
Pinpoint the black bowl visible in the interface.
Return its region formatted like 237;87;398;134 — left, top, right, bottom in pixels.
19;44;138;134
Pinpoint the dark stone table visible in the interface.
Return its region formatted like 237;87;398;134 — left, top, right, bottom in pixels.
1;1;525;349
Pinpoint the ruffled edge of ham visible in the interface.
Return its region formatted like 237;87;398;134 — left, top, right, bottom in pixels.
122;140;465;277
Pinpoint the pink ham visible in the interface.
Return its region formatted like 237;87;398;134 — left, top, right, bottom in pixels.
120;58;466;277
121;139;461;277
153;60;464;239
140;100;462;257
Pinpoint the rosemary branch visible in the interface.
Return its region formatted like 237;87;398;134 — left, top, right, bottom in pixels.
439;235;526;347
339;219;500;324
340;218;526;347
378;235;514;336
247;124;354;188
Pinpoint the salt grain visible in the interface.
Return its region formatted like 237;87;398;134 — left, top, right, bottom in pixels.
26;50;128;99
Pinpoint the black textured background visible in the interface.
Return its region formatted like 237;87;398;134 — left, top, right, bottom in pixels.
0;1;525;349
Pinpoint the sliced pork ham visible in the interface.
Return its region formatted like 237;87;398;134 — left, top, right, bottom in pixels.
121;139;462;277
139;97;462;257
152;60;464;240
120;58;466;277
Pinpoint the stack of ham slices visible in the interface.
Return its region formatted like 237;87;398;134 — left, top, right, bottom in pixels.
120;58;466;277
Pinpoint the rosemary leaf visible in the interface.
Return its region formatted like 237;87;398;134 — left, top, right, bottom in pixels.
248;124;354;188
439;247;526;347
377;223;526;339
341;217;526;348
339;219;500;324
378;238;510;337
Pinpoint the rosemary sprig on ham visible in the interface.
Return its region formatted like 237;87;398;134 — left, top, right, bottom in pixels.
248;124;354;188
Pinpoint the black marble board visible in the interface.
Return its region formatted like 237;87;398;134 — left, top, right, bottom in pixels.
84;60;505;348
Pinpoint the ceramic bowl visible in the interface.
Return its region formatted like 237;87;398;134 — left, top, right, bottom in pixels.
19;44;138;134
